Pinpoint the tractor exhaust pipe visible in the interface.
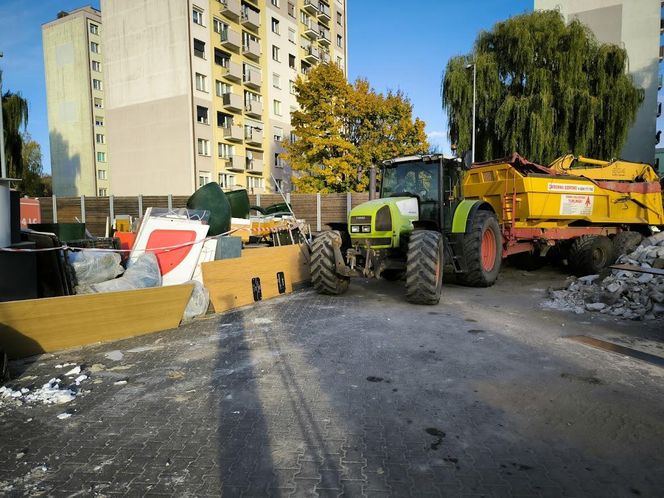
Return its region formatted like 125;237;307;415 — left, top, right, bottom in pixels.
369;165;376;200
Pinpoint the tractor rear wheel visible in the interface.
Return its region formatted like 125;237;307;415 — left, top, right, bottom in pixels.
457;211;502;287
310;230;349;295
612;231;643;259
568;235;615;276
405;230;443;305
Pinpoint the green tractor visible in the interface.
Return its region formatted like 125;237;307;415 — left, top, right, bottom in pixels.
310;155;502;304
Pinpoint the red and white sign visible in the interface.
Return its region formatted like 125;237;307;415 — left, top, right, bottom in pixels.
19;198;41;229
547;182;594;193
560;194;594;216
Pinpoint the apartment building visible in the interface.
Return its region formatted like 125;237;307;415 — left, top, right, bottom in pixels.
535;0;661;165
100;0;347;196
42;7;109;196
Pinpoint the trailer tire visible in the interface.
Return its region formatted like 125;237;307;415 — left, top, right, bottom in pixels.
612;232;643;259
311;231;349;295
457;211;502;287
568;235;615;276
405;230;443;305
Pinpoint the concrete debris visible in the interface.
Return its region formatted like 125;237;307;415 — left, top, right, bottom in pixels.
544;233;664;321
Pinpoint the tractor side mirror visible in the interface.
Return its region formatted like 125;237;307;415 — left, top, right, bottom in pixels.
463;150;473;170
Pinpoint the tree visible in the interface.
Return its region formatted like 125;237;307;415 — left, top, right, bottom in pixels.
1;83;29;178
19;132;50;197
441;10;643;165
283;63;429;193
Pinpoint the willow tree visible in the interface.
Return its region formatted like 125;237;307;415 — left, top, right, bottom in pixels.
442;10;643;165
1;86;29;178
284;63;428;193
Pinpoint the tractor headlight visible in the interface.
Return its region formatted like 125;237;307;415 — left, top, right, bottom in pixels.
350;225;360;233
361;225;371;233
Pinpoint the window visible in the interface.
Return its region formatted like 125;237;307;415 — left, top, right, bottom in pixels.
301;61;311;75
271;18;280;34
94;98;103;108
95;116;104;127
91;60;101;72
274;153;284;168
336;56;343;68
271;0;280;6
214;48;230;67
288;2;295;17
336;34;342;48
216;81;231;97
289;54;296;69
98;188;107;196
193;38;205;58
198;172;211;187
195;73;207;92
197;138;210;156
272;45;280;62
288;28;296;44
95;133;105;144
273;100;282;116
213;18;223;33
290;131;297;142
274;178;283;190
196;106;209;124
247;176;264;190
218;143;233;158
96;151;106;162
218;173;235;189
89;23;99;35
273;126;284;141
272;73;281;89
337;12;342;25
92;79;103;90
192;8;204;26
90;41;100;54
289;80;296;94
97;169;107;180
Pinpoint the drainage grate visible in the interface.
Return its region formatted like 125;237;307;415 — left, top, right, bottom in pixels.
567;335;664;368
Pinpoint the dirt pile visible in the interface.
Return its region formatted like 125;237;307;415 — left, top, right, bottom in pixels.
545;232;664;321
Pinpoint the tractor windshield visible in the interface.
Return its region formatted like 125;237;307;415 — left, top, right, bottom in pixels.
381;161;439;203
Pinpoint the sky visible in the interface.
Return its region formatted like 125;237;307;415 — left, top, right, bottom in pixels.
1;0;532;174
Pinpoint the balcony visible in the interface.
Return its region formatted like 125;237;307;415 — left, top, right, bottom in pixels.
245;100;263;118
318;28;331;46
225;154;245;172
222;61;242;82
245;128;263;146
243;69;262;90
222;92;243;113
221;29;241;51
303;21;318;40
223;125;243;142
243;38;260;61
318;2;331;22
303;0;319;15
246;158;264;173
320;50;330;64
220;0;240;20
304;45;320;64
241;8;260;31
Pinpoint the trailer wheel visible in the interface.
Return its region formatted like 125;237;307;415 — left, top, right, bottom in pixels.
457;211;502;287
612;232;643;259
405;230;443;304
568;235;615;276
310;231;349;295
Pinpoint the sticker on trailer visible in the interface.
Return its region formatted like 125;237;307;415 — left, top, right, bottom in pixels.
560;194;594;216
548;182;594;193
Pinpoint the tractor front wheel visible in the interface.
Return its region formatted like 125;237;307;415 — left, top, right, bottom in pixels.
310;231;350;295
405;230;443;305
457;211;502;287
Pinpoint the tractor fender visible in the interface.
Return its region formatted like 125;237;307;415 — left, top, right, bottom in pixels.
451;200;496;234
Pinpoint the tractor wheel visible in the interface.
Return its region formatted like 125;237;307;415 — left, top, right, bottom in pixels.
568;235;615;276
310;230;349;295
457;211;502;287
405;230;443;305
612;231;643;259
509;250;547;271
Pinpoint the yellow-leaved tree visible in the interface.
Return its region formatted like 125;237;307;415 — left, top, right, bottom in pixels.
283;63;429;193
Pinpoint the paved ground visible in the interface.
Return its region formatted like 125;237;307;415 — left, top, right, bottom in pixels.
1;267;663;497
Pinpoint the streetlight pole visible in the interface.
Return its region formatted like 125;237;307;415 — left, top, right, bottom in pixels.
0;52;6;179
0;51;11;248
465;62;477;165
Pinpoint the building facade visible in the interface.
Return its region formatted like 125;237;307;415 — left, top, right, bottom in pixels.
42;7;109;196
534;0;661;165
100;0;347;196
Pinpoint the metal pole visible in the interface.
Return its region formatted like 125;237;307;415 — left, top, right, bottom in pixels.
369;165;376;200
471;63;477;165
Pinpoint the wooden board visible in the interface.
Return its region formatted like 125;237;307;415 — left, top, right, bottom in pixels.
202;244;310;313
609;264;664;276
0;284;193;358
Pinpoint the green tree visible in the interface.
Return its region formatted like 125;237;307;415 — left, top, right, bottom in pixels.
441;10;643;165
18;132;49;196
1;82;29;177
284;63;429;193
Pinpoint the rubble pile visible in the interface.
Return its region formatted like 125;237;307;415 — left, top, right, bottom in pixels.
545;232;664;321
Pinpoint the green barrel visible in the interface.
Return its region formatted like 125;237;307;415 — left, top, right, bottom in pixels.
225;189;251;219
186;182;231;236
28;223;86;242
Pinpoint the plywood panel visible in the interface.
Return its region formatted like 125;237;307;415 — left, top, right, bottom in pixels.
0;284;193;358
202;244;310;313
